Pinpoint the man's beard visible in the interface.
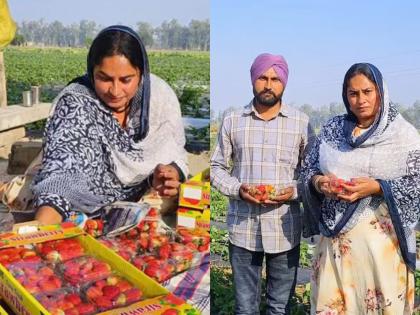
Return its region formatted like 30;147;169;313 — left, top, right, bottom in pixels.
253;88;282;107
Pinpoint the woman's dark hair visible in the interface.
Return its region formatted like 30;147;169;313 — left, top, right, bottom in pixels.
342;63;384;120
87;30;143;80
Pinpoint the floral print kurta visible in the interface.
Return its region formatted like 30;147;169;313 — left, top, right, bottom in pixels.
311;202;414;315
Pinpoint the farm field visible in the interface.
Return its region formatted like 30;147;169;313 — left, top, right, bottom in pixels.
3;47;209;115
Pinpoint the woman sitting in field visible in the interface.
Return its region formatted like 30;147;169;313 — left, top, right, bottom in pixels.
31;25;188;224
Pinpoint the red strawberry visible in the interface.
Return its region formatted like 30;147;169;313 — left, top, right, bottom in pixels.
262;193;268;201
185;242;198;250
38;277;61;291
76;303;96;315
148;221;158;229
65;293;82;306
124;288;142;303
64;308;79;315
164;294;185;305
102;285;120;300
85;220;98;230
162;309;179;315
257;185;266;193
126;228;139;238
132;257;147;270
198;243;210;252
146;263;172;282
138;237;148;250
148;208;158;217
116;280;132;292
86;286;103;300
39;266;55;276
94;296;113;309
137;221;147;231
94;279;107;290
158;244;171;259
21;249;37;258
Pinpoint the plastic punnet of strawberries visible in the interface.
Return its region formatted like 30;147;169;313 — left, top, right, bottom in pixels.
247;184;277;202
84;274;143;312
176;227;210;252
35;289;97;315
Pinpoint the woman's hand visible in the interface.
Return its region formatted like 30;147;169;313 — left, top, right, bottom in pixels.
338;177;382;203
152;164;181;197
35;206;63;225
312;174;338;199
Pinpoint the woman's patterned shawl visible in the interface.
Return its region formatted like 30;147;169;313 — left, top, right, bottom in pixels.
301;63;420;271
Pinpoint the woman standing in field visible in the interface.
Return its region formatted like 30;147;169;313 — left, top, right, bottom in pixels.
301;63;419;314
32;25;188;224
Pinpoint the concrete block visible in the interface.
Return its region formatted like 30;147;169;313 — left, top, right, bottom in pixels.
0;144;12;160
7;139;42;175
0;127;25;146
0;103;51;132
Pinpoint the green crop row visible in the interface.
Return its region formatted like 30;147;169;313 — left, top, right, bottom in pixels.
3;47;209;109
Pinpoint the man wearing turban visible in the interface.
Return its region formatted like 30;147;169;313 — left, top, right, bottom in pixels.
211;53;314;314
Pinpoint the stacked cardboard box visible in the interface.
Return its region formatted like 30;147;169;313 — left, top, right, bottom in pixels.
177;168;210;231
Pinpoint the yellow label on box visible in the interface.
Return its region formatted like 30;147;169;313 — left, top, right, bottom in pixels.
177;207;210;231
0;225;83;249
99;294;200;315
179;168;210;210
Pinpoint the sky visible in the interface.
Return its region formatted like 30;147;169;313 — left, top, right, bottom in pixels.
211;0;420;113
8;0;209;28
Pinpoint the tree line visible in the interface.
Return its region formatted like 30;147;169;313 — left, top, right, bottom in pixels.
12;19;210;50
212;101;420;131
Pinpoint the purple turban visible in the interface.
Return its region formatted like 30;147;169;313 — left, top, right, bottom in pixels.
250;53;289;87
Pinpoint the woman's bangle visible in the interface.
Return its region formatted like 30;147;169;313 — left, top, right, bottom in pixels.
312;176;323;194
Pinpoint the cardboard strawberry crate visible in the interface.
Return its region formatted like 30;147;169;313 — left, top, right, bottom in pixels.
178;168;210;211
0;224;200;315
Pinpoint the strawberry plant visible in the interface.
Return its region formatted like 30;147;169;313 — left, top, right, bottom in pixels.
210;188;228;222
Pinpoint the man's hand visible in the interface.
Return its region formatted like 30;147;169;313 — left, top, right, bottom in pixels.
152;164;181;197
262;187;294;204
338;177;382;203
239;184;261;204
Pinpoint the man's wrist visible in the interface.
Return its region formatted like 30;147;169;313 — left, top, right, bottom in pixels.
233;183;243;200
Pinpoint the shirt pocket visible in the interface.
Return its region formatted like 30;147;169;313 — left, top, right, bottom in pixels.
276;130;301;167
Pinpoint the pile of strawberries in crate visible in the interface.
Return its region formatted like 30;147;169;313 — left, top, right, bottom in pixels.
0;238;143;315
97;208;210;283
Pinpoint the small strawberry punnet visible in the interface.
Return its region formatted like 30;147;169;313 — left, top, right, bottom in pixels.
61;256;112;285
85;275;142;310
36;290;97;315
247;184;277;201
8;263;62;294
176;227;210;252
0;246;41;266
37;238;85;263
